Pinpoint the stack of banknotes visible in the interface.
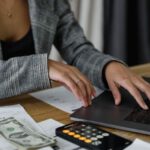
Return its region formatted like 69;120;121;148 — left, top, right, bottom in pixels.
0;117;57;150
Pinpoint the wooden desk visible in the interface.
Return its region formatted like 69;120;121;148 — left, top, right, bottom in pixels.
0;63;150;143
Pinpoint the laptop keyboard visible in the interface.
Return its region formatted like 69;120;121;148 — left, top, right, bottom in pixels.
125;99;150;125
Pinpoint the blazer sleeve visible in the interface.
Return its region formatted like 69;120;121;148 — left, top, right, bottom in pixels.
0;54;50;99
54;0;122;89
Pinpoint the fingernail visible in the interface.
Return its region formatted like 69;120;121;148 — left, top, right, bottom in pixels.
82;103;87;107
144;104;149;110
93;91;96;97
115;98;119;105
82;100;88;107
114;97;118;104
89;100;92;105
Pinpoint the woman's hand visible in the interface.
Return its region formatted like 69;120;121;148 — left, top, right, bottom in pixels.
48;60;96;107
105;61;150;110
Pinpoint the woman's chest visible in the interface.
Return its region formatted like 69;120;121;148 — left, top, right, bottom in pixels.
0;0;30;42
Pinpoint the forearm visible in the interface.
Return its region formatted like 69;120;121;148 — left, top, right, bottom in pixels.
0;54;50;99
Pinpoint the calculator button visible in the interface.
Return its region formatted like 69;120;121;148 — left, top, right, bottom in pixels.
85;130;91;134
92;128;97;132
79;137;86;141
92;133;97;136
91;137;98;141
74;134;81;138
86;126;92;129
81;128;86;131
63;130;70;134
81;124;86;127
96;135;103;139
75;130;80;133
69;127;74;131
102;133;110;137
84;139;92;143
86;135;91;138
81;132;85;136
68;132;75;136
92;141;102;146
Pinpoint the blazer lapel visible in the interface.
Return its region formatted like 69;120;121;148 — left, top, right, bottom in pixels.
28;0;59;56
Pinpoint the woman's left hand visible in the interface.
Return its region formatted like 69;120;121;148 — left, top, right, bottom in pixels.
105;61;150;110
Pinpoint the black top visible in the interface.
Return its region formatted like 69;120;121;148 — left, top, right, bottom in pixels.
1;28;35;60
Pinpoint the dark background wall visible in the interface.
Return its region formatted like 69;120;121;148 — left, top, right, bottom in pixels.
104;0;150;66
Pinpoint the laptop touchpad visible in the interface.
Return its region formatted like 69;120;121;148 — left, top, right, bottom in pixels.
125;99;150;125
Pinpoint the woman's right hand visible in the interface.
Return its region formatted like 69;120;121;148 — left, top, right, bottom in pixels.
48;60;96;107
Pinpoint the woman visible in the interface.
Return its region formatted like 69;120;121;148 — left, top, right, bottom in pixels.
0;0;149;109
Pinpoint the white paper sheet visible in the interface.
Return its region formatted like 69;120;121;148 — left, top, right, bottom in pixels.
0;104;43;133
38;119;87;150
124;139;150;150
0;135;17;150
0;104;53;150
30;86;103;113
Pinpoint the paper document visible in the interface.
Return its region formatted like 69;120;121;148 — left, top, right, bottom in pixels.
0;104;44;133
124;139;150;150
0;104;55;150
38;119;87;150
0;135;17;150
30;86;103;113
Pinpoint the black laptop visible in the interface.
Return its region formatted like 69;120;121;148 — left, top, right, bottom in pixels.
70;77;150;135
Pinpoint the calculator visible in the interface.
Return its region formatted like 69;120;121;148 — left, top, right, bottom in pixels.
56;122;132;150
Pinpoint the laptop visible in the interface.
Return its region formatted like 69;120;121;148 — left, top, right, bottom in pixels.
70;77;150;135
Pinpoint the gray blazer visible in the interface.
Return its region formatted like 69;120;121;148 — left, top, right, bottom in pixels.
0;0;119;99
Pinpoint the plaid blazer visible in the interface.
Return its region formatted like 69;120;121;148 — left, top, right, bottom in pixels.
0;0;120;99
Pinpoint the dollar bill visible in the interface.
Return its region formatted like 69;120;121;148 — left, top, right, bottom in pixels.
0;117;56;150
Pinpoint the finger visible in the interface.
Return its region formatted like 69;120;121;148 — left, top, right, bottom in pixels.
108;81;121;105
132;77;150;100
71;67;96;101
80;77;96;99
119;79;148;110
70;67;92;103
64;83;89;106
61;74;88;107
76;80;92;105
64;74;89;107
76;78;93;105
69;73;90;106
